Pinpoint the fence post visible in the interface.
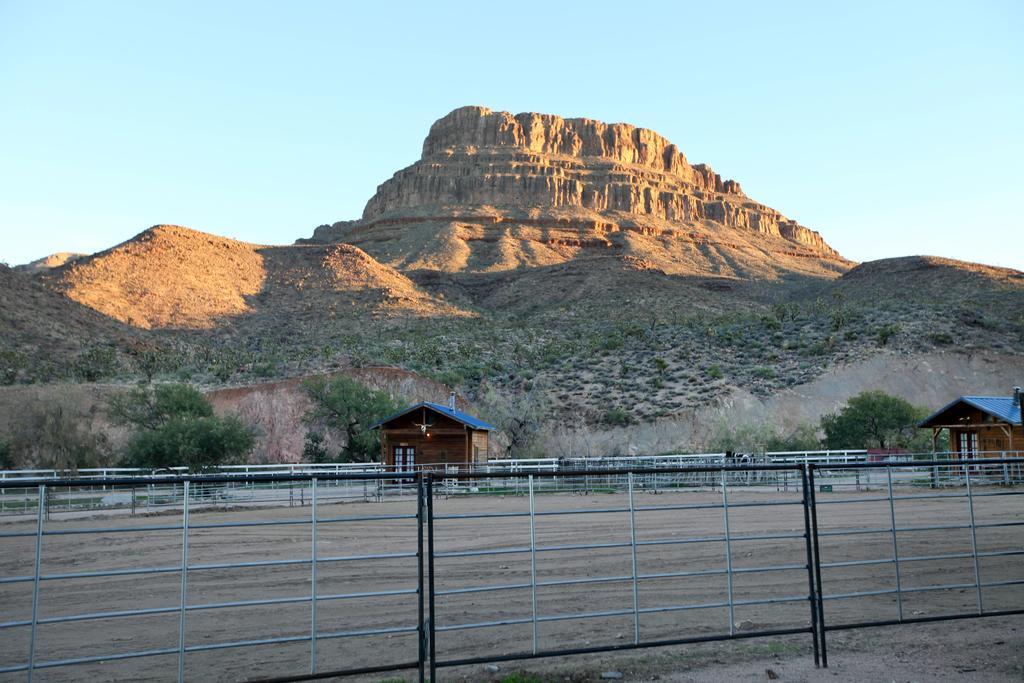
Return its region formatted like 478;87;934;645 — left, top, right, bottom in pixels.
426;474;437;682
965;469;984;615
886;467;904;621
27;483;45;682
628;471;640;645
178;480;190;683
417;475;426;683
310;478;318;674
799;467;821;668
528;475;539;654
721;470;735;635
807;465;828;667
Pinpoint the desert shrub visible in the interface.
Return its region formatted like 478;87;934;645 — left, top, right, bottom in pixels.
706;365;724;380
930;332;954;346
73;345;119;382
753;366;776;379
829;309;849;330
252;361;279;378
876;324;900;346
602;406;632;427
130;344;179;382
0;350;28;385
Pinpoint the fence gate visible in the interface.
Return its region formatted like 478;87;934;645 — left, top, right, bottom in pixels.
1;461;1023;681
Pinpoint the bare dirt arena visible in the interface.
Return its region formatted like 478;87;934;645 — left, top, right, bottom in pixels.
1;482;1022;682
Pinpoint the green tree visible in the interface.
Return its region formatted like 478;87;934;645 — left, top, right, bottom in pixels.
302;375;400;463
122;415;254;470
6;403;111;472
108;383;213;430
109;384;255;471
820;390;927;450
301;430;330;462
708;421;820;453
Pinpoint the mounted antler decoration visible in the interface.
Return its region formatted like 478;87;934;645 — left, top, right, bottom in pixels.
413;407;435;435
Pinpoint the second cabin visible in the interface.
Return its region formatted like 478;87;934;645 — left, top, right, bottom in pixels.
371;394;495;470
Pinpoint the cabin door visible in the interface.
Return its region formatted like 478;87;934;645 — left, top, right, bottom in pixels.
959;432;977;458
394;446;416;471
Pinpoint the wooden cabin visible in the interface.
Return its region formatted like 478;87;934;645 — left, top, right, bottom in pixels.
371;396;495;470
919;388;1024;457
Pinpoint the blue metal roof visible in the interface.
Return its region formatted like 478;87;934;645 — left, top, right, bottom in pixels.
370;402;496;431
920;395;1023;427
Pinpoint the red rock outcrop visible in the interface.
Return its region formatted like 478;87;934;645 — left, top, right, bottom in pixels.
307;106;850;278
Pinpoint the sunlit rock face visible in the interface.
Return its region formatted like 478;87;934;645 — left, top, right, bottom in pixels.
307;106;850;278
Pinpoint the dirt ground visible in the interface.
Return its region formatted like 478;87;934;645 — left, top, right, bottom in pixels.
1;484;1022;682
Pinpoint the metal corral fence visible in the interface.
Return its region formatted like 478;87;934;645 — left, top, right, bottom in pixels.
806;459;1024;665
0;450;871;517
11;450;1024;519
0;459;1022;681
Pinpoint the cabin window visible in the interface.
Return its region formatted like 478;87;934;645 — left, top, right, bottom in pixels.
959;432;977;457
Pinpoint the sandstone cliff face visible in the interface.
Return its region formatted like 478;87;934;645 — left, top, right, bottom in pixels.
309;106;849;278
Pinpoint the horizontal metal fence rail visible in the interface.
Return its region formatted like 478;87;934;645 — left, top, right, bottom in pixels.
0;471;425;682
807;458;1024;666
1;459;1022;680
419;465;820;680
6;452;1023;518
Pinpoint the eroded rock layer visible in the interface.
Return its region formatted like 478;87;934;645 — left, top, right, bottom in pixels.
307;106;851;278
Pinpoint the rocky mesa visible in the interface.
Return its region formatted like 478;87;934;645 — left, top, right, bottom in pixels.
306;106;851;279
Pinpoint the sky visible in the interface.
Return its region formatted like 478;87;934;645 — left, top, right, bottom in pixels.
0;0;1022;269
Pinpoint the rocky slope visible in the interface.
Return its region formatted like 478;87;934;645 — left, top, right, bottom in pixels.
14;252;85;274
0;264;140;383
307;106;851;279
42;225;471;330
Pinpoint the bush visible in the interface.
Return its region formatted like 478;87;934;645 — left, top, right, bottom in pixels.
603;407;632;427
5;402;112;471
820;390;927;450
876;324;900;346
706;365;724;380
708;421;819;453
73;345;119;382
302;431;330;462
109;384;255;471
123;415;254;470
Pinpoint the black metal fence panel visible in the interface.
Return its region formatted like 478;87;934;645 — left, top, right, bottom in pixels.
0;460;1021;681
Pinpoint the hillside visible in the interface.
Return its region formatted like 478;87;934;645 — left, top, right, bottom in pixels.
14;252;85;274
43;225;472;330
8;107;1023;446
0;264;140;383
